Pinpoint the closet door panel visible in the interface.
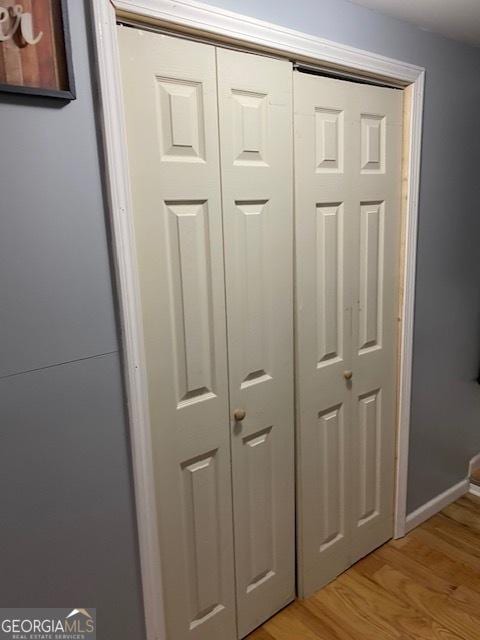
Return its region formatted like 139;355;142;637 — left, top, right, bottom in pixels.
350;84;403;561
118;28;236;640
294;72;355;597
217;48;295;638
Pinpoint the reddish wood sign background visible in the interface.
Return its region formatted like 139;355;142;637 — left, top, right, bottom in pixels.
0;0;74;99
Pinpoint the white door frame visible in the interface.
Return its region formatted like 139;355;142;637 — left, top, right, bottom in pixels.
91;2;424;638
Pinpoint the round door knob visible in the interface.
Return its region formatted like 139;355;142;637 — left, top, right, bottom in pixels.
233;408;246;422
343;370;353;381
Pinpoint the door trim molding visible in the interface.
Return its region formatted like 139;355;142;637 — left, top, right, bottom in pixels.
91;2;424;638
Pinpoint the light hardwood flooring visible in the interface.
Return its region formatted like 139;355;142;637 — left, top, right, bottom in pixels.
248;493;480;639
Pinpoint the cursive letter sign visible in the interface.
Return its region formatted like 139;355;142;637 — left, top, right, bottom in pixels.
0;4;43;45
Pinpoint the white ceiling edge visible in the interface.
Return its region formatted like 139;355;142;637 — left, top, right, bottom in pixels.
348;0;480;47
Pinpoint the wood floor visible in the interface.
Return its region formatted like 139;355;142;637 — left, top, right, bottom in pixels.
248;492;480;640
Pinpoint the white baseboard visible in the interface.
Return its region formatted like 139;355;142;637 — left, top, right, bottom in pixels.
469;483;480;497
405;478;469;534
469;452;480;475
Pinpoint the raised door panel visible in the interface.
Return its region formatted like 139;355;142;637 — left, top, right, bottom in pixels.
317;405;346;550
166;200;216;404
316;202;344;366
242;427;275;593
315;108;344;173
182;451;224;630
232;90;268;165
217;47;295;638
356;391;381;525
358;201;384;354
156;78;206;161
234;199;272;386
118;28;236;640
360;114;385;173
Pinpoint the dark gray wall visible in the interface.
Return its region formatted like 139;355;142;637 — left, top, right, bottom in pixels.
3;0;480;635
204;0;480;513
0;1;145;638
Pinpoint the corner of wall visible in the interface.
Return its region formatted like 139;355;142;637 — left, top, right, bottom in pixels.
404;478;469;534
469;452;480;475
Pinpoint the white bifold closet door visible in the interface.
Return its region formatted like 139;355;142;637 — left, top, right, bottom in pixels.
118;27;294;640
294;71;403;596
118;29;237;640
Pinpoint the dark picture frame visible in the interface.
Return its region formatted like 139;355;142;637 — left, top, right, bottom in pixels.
0;0;76;100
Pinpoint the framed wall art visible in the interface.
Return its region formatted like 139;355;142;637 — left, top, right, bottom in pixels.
0;0;75;100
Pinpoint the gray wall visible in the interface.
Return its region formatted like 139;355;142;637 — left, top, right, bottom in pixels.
3;0;480;636
203;0;480;513
0;1;145;638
